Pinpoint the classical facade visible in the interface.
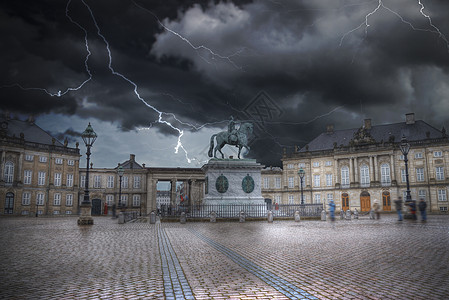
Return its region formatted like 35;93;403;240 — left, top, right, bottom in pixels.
279;113;449;213
0;114;81;216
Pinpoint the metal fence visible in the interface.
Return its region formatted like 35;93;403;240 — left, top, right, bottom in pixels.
160;203;323;219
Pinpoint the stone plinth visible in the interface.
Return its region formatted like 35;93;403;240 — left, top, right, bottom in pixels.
202;159;265;205
77;204;93;225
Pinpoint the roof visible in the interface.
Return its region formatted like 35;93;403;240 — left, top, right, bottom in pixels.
0;116;64;146
300;120;447;152
115;154;143;170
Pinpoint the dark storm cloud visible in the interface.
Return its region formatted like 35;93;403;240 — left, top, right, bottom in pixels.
1;0;449;166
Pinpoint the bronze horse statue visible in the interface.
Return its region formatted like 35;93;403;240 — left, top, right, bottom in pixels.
208;122;253;159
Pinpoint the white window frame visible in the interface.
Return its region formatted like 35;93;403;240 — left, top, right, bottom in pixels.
25;154;34;161
66;174;73;187
22;192;31;205
418;190;426;200
314;194;321;204
287;164;294;169
313;175;320;187
81;175;86;188
263;177;269;189
24;170;32;185
360;165;370;186
434;151;443;157
381;164;391;185
313;162;320;168
414;152;423;159
288;195;294;204
288;177;294;188
325;161;332;166
55;158;63;165
341;166;350;187
275;177;281;188
67;159;75;166
133;194;141;207
133;176;141;189
436;167;444;180
120;194;128;207
66;211;72;215
275;195;281;203
438;189;447;201
298;163;305;168
4;161;14;183
327;193;333;202
416;168;424;182
122;176;129;188
54;173;62;186
106;195;114;206
326;174;333;187
54;193;61;206
66;194;73;206
39;156;48;163
37;193;45;205
107;175;114;188
401;169;407;183
94;175;101;188
38;171;46;186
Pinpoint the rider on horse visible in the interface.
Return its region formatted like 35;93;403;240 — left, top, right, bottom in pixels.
228;116;239;143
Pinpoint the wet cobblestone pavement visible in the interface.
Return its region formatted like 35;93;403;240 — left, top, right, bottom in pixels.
1;214;449;299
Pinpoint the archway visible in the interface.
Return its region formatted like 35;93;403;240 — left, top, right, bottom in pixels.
360;191;371;212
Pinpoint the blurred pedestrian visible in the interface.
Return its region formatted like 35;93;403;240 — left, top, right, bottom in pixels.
373;200;380;219
328;200;336;221
406;200;417;220
394;196;403;221
418;198;427;222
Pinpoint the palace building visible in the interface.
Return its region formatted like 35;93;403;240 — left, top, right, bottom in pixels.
278;113;449;213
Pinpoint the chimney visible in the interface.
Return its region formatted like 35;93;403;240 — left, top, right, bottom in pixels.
406;113;415;125
27;115;35;124
364;119;372;130
326;124;334;134
130;154;135;161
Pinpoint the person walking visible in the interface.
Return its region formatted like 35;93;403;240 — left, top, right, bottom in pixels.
418;198;427;222
373;200;380;219
394;196;403;221
328;200;336;221
406;200;417;220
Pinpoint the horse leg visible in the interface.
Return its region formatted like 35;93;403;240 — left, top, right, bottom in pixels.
219;142;226;158
238;146;242;159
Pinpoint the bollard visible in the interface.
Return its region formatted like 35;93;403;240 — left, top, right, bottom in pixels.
340;210;345;220
180;212;186;224
210;211;217;223
118;212;125;224
321;209;327;221
149;211;156;224
294;211;300;222
267;210;273;223
239;210;245;223
345;209;352;220
353;208;359;219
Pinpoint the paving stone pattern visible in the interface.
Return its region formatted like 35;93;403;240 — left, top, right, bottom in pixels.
1;215;449;299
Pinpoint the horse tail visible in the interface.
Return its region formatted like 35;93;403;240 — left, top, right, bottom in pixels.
208;134;217;157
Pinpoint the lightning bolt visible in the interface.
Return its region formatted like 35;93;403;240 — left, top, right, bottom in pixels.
340;0;449;52
132;1;246;70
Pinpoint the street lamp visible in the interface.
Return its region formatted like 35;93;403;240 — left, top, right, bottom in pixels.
77;122;97;226
298;168;305;205
117;165;124;211
400;135;412;202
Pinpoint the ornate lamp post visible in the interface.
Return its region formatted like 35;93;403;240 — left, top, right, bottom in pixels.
298;168;305;205
78;123;97;225
399;135;412;202
117;165;124;211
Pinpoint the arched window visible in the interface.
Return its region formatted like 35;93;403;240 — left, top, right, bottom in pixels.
341;166;349;187
4;161;14;183
360;165;370;187
381;164;391;185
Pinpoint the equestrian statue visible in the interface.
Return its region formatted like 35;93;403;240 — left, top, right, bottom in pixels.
208;116;253;159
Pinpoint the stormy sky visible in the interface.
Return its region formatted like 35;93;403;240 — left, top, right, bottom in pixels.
1;0;449;168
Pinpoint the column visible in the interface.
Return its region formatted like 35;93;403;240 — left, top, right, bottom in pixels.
170;178;177;206
354;157;359;183
349;158;354;183
369;156;374;183
0;151;5;181
390;155;396;182
334;159;339;185
374;156;378;182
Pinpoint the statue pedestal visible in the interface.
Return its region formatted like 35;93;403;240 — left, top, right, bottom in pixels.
202;159;265;205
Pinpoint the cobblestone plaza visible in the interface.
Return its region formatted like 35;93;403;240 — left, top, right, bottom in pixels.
1;215;448;299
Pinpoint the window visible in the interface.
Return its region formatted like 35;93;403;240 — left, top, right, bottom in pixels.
414;152;423;159
439;207;448;212
436;167;444;180
287;164;294;169
54;193;61;206
24;170;32;185
106;195;114;206
275;177;281;188
133;176;141;189
22;192;31;205
403;191;408;200
67;159;74;166
341;166;349;187
275;195;281;203
81;175;86;188
400;155;405;160
298;163;305;168
94;175;101;188
39;156;47;163
326;174;333;187
288;177;294;188
21;210;29;215
25;154;34;161
314;175;320;187
36;193;45;205
360;165;370;187
313;162;320;167
54;173;61;186
66;194;73;206
418;190;426;200
434;151;443;157
66;174;73;187
133;195;141;206
263;177;269;189
66;211;72;215
4;161;14;183
55;158;63;165
120;195;128;207
53;210;60;215
401;169;407;183
107;176;114;188
327;193;333;202
38;171;46;186
288;195;294;204
122;176;129;188
314;194;321;204
438;189;447;201
325;161;332;166
381;164;391;185
416;168;425;182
